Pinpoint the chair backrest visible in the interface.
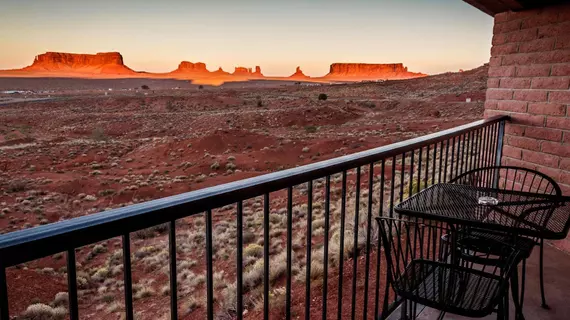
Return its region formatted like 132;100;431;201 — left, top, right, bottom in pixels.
450;166;561;197
376;217;521;313
451;166;563;231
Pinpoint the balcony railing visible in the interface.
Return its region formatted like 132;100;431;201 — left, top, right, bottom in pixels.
0;115;509;320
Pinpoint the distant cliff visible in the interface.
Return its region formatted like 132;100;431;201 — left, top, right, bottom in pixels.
23;52;135;75
325;63;426;80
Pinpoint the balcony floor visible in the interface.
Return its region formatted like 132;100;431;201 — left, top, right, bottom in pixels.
397;243;570;320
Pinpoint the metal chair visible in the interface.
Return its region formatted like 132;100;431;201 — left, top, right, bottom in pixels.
449;166;563;309
377;217;522;319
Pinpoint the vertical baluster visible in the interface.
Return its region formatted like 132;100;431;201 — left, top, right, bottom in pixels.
438;141;444;184
337;170;347;320
351;167;361;320
408;151;415;197
449;137;455;181
169;221;178;320
362;163;374;320
389;156;396;217
322;178;330;320
306;181;313;320
205;210;214;320
400;153;406;204
456;134;463;178
461;133;468;175
471;129;478;171
425;145;430;188
122;234;134;320
67;249;79;320
481;125;489;168
374;160;386;319
263;194;270;320
431;143;437;185
237;202;244;320
418;147;423;193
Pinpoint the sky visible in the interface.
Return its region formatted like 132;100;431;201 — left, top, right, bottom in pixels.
0;0;493;76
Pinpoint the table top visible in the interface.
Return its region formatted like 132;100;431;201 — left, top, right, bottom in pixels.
395;183;570;239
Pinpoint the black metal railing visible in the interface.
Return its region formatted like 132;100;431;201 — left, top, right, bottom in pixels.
0;115;508;320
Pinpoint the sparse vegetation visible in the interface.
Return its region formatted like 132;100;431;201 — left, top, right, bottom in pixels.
318;93;328;101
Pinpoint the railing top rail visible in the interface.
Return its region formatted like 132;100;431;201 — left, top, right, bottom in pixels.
0;115;508;267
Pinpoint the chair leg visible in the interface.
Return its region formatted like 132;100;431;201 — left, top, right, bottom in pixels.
520;260;526;308
511;267;525;320
539;239;550;309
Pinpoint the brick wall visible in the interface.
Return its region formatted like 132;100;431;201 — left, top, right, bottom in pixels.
485;3;570;195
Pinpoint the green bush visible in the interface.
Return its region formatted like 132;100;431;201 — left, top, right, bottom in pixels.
318;93;328;101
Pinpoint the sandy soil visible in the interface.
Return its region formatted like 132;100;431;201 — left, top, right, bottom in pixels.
0;65;488;319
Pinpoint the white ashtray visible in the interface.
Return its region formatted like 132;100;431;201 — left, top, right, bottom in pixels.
478;196;499;206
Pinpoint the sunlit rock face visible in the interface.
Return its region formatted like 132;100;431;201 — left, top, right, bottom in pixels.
24;52;135;74
289;66;309;79
173;61;209;73
325;63;426;80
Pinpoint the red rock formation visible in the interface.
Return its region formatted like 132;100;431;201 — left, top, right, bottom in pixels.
233;67;250;75
253;66;263;76
23;52;135;75
172;61;209;74
212;67;230;75
289;66;309;79
325;63;425;80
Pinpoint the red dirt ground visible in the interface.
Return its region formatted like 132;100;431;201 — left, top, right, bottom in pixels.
0;65;488;319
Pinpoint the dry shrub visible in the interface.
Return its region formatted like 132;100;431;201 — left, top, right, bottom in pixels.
22;303;66;320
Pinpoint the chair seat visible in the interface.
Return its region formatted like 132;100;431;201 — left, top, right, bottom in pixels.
394;259;503;318
442;229;535;260
466;229;535;260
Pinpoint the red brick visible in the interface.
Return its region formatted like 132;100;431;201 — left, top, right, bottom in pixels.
528;103;567;116
560;6;570;22
489;56;502;67
503;157;527;167
535;165;562;181
487;89;514;100
484;109;504;118
492;33;508;46
500;78;531;89
511;113;545;126
494;20;522;34
484;101;498;110
560;171;570;185
537;21;570;38
534;50;570;64
491;43;519;55
525;127;563;141
489;66;517;77
542;141;570;157
505;124;525;136
521;11;560;29
522;150;559;167
561;158;570;171
559;183;570;196
508;136;541;150
519;38;556;53
502;53;537;66
487;78;500;88
565;133;570;144
513;90;548;102
556;35;570;49
503;145;523;159
497;100;528;112
516;65;551;77
505;28;538;43
550;91;570;103
531;77;570;89
495;12;510;24
546;117;570;130
552;64;570;76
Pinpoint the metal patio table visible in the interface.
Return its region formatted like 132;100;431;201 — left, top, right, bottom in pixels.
393;183;570;319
